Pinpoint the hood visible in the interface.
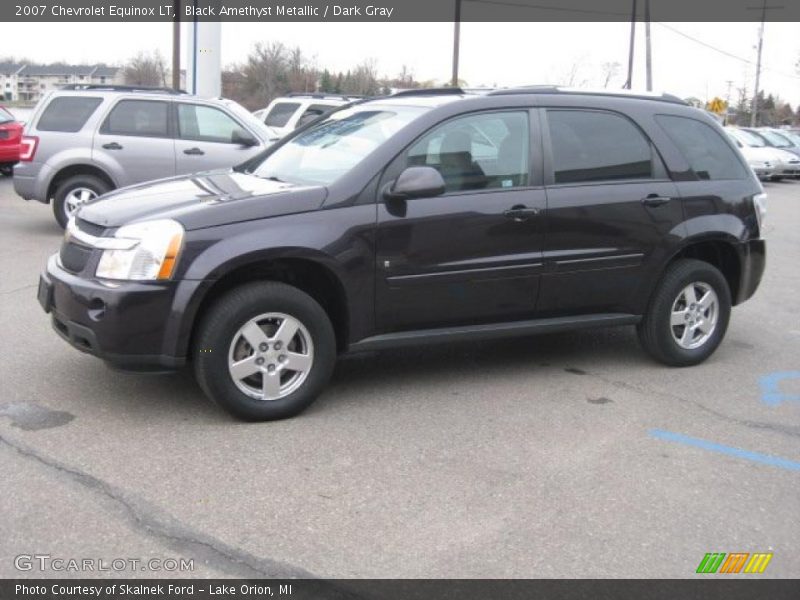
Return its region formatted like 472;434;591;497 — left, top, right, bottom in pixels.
739;146;777;162
78;170;328;230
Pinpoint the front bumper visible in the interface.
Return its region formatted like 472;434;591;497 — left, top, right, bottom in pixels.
39;254;202;371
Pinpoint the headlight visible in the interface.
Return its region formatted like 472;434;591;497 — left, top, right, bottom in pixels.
96;219;184;281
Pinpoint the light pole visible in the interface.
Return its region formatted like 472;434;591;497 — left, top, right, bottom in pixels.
451;0;461;87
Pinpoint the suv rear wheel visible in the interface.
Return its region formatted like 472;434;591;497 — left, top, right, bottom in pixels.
194;282;336;421
638;259;732;366
52;174;111;228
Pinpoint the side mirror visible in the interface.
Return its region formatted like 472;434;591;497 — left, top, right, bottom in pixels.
232;129;258;147
385;166;446;201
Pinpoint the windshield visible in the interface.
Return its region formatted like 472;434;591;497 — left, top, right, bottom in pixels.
733;129;767;147
253;105;426;186
759;130;793;148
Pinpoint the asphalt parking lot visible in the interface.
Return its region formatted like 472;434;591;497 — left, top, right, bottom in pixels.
1;176;798;579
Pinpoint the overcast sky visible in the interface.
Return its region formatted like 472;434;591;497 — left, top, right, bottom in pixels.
2;21;799;105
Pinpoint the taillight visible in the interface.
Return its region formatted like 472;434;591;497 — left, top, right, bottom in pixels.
19;135;38;161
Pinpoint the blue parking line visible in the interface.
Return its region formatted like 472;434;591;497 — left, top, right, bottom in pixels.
759;371;800;406
649;429;800;472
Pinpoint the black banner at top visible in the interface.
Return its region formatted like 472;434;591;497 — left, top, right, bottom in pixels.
4;0;800;22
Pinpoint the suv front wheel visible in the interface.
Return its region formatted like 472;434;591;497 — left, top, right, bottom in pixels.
194;282;337;421
638;259;732;366
52;174;111;228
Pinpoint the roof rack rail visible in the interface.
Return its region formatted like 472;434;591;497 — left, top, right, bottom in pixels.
59;84;188;95
488;85;687;105
391;87;465;97
285;93;363;100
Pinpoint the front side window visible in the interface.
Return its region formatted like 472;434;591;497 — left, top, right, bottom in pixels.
178;104;243;144
657;115;747;181
547;110;653;184
102;100;169;137
37;96;102;132
254;105;426;186
264;102;300;128
406;111;530;192
758;129;793;148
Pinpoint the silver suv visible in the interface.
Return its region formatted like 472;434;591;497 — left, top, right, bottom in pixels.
14;85;275;227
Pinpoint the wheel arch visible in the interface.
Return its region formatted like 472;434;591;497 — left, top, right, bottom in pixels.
46;164;116;201
182;254;351;360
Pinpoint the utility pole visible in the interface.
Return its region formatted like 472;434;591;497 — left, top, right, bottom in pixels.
624;0;637;89
747;1;784;126
451;0;461;87
644;0;652;91
172;0;181;90
750;2;766;126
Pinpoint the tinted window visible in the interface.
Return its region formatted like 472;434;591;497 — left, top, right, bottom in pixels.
296;104;337;129
657;115;747;181
548;110;652;184
264;102;300;128
178;104;242;144
37;96;102;132
102;100;169;137
406;111;530;192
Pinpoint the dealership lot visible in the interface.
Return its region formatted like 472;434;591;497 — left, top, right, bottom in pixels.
0;177;798;578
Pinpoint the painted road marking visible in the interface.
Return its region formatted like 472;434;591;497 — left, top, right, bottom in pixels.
649;429;800;472
759;371;800;406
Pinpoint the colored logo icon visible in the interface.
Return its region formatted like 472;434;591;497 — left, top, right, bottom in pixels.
696;552;773;574
759;371;800;406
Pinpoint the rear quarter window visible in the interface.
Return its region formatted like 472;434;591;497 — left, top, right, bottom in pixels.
36;96;103;132
264;102;300;128
656;115;748;181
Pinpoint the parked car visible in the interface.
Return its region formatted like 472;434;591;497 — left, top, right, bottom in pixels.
38;87;766;421
750;127;800;160
0;105;23;176
724;128;776;181
13;85;276;227
255;94;360;140
728;127;800;180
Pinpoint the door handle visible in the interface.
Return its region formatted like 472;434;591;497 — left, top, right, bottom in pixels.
183;147;205;156
503;205;539;222
641;194;671;207
102;142;123;150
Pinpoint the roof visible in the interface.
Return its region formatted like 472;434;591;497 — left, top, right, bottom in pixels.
0;62;24;75
488;85;687;105
21;64;97;77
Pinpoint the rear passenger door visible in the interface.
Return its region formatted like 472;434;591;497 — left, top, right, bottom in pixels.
174;103;263;174
539;108;682;315
93;99;176;186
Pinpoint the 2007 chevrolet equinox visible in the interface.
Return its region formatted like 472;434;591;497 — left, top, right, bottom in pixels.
37;87;767;421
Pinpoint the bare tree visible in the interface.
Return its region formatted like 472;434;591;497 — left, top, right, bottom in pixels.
123;51;167;87
601;62;621;88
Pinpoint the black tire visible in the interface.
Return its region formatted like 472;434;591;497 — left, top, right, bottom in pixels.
194;282;336;421
770;176;783;182
0;164;12;177
637;259;732;367
52;174;111;228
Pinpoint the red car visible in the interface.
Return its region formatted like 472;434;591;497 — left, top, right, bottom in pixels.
0;105;23;176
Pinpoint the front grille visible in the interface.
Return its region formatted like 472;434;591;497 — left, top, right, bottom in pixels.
59;240;93;273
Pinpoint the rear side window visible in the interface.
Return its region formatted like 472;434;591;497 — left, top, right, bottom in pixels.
547;110;653;184
656;115;747;181
264;102;300;128
37;96;102;132
102;100;169;138
0;107;14;124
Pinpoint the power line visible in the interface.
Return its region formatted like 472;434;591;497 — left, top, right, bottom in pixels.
654;22;800;81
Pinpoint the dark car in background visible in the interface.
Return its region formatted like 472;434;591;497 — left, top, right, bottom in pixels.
0;105;23;176
37;87;766;421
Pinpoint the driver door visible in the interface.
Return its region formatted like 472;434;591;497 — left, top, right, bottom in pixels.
375;110;546;333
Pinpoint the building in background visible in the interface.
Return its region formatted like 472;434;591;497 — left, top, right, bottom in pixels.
0;63;124;103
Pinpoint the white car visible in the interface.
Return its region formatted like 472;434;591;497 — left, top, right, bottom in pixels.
254;94;359;140
725;128;776;181
726;127;799;181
